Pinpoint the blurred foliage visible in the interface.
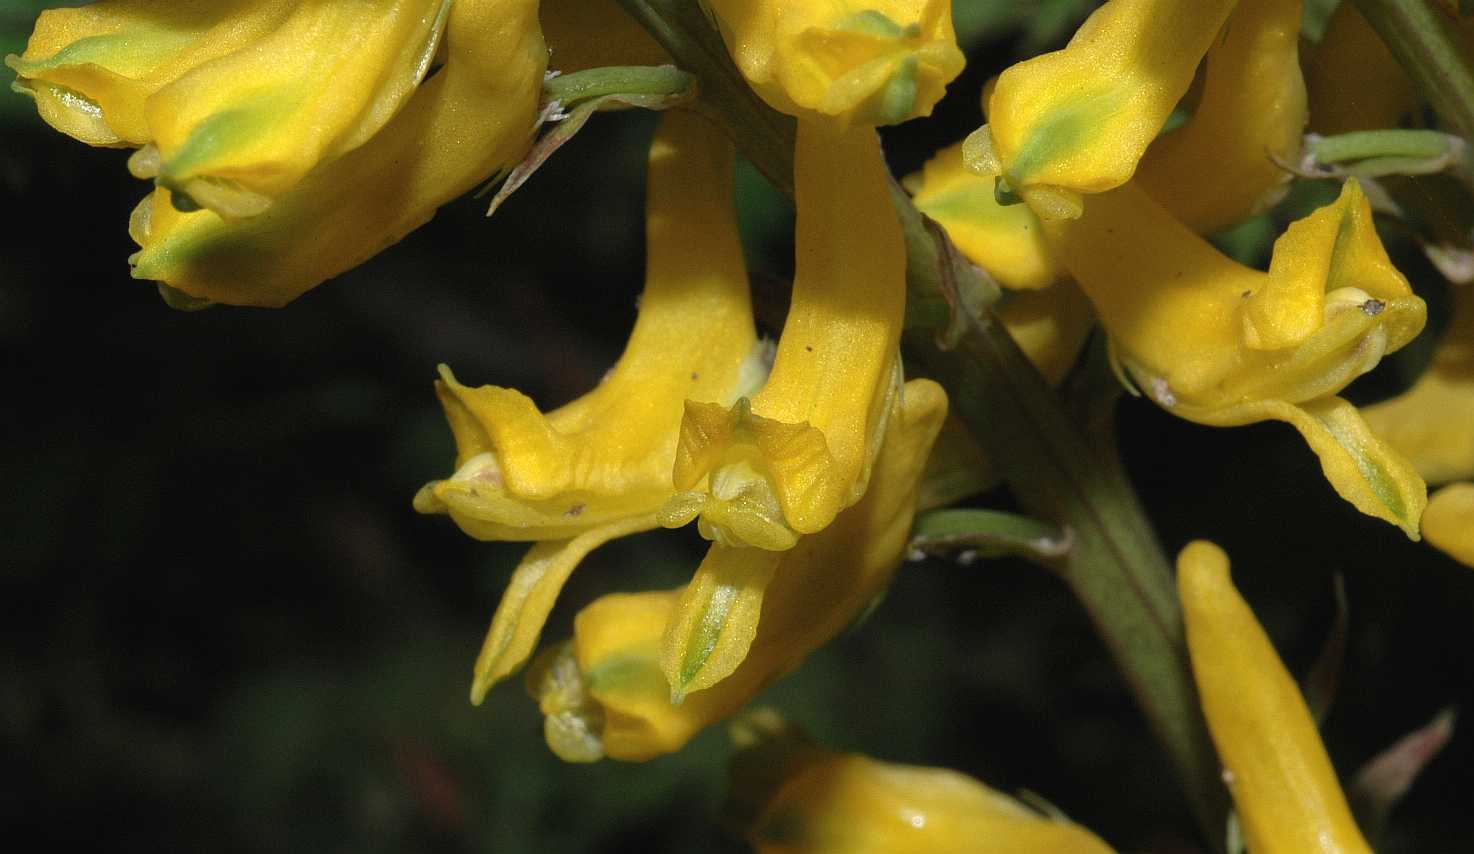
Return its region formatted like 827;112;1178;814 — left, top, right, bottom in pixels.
2;2;1473;852
953;0;1097;56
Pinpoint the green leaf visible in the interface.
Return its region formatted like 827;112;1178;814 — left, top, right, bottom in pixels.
909;507;1070;564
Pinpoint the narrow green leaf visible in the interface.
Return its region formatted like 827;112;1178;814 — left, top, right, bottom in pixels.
910;507;1070;564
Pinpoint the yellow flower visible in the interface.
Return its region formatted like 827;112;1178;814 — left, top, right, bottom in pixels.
1362;285;1474;485
727;713;1116;854
1041;178;1427;536
1133;0;1307;234
658;123;907;550
1178;541;1374;854
1424;483;1474;568
8;1;293;148
704;0;963;127
12;1;455;218
23;0;545;307
411;111;766;703
526;378;947;761
969;0;1237;219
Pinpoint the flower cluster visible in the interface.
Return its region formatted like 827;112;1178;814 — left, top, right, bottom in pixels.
12;0;1473;849
416;0;964;760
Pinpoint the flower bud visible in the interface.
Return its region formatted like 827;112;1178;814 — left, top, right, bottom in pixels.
1178;541;1374;854
705;0;963;127
728;713;1116;854
973;0;1237;218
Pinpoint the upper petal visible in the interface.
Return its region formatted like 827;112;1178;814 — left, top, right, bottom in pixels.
706;0;963;127
128;0;547;306
980;0;1238;213
146;0;454;217
8;0;294;146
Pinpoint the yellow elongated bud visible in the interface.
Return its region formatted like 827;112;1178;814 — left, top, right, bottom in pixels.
1363;286;1474;484
527;379;947;761
660;123;906;549
739;745;1117;853
1306;2;1420;135
412;112;765;699
7;0;294;147
1135;0;1307;234
1177;541;1374;854
705;0;963;127
124;0;546;307
1424;483;1474;568
907;140;1062;290
1044;179;1427;536
971;0;1237;218
540;0;667;73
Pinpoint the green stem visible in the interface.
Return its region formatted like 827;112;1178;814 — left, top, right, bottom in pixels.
1312;128;1461;163
1308;129;1471;181
544;65;694;107
1355;0;1474;144
617;1;1228;844
900;319;1228;849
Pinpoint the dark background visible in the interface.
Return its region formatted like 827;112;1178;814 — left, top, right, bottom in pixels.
3;2;1471;851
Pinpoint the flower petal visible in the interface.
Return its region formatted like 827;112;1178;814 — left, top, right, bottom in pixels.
7;0;293;146
1184;396;1426;539
128;0;547;306
470;513;660;704
147;0;453;216
1135;0;1307;233
908;139;1062;290
1362;286;1474;484
527;379;947;761
979;0;1237;212
417;111;763;540
706;0;963;126
665;122;906;546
